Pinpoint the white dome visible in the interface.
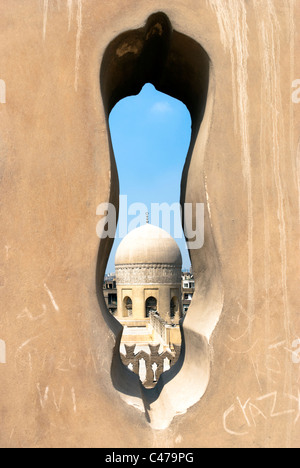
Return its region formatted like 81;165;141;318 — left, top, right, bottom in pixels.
115;224;182;266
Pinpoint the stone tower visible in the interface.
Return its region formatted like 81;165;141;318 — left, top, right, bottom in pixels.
115;223;182;324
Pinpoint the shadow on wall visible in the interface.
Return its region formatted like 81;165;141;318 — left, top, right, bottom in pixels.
97;11;224;430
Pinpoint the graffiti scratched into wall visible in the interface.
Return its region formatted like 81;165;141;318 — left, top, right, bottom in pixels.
223;391;300;437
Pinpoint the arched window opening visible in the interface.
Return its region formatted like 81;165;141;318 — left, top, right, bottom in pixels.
146;296;157;318
106;81;191;385
98;12;218;427
170;297;179;320
123;296;132;317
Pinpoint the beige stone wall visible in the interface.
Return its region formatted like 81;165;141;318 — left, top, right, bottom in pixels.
0;0;299;448
166;327;181;347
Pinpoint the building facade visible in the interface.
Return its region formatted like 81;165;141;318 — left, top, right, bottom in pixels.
115;223;183;325
103;275;117;315
181;271;195;314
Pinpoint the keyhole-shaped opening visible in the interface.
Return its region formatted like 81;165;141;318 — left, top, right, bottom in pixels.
98;11;223;430
106;83;192;388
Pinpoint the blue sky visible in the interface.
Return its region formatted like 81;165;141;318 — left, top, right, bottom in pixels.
106;83;192;274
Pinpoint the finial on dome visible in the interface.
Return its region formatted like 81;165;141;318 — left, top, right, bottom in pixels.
146;212;149;224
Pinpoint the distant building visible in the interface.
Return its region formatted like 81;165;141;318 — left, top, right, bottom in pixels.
103;275;117;315
104;268;195;321
112;223;182;352
103;226;192;387
181;271;195;314
115;223;182;322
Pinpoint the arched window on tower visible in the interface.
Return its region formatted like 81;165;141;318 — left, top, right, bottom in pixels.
123;296;132;317
145;296;157;318
170;296;179;319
